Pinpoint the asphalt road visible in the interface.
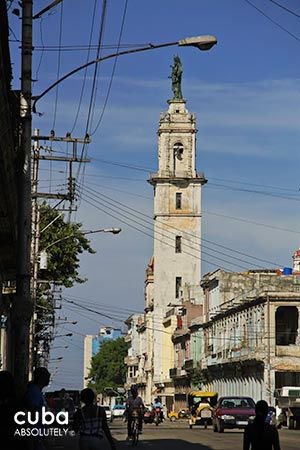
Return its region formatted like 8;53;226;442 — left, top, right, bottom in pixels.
46;420;300;449
111;419;300;450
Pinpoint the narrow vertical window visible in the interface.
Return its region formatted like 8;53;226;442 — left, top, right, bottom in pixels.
175;236;182;253
176;192;182;209
176;277;182;298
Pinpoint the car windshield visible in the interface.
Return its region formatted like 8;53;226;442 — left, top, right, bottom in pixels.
220;398;254;409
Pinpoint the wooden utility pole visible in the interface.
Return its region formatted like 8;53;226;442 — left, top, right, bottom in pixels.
13;0;33;393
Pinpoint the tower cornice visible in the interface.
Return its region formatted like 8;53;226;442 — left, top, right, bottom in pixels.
148;174;207;186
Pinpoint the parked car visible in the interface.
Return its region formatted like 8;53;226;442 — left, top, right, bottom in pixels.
112;404;126;420
100;405;112;422
212;396;255;433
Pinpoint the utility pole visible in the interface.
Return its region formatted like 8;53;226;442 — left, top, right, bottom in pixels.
30;133;89;373
30;128;40;376
13;0;33;394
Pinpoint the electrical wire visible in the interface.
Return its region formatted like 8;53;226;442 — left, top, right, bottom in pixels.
91;0;129;135
83;189;244;271
63;298;126;322
34;17;45;83
52;0;64;130
243;0;300;42
81;183;285;268
269;0;300;18
88;156;300;200
70;0;98;134
64;293;142;314
80;192;246;272
75;0;108;207
83;179;300;236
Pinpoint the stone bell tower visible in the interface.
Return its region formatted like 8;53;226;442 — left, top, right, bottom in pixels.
148;56;206;383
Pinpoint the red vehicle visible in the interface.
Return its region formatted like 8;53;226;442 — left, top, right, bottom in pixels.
212;396;256;433
154;406;163;426
143;407;155;424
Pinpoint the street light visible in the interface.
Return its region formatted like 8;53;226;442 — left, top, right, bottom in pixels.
43;227;122;252
54;333;73;338
51;346;68;350
48;357;63;361
32;35;217;112
55;320;78;325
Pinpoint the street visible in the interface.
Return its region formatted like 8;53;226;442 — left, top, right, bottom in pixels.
48;420;300;450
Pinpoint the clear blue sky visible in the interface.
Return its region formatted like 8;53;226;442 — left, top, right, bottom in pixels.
8;0;300;389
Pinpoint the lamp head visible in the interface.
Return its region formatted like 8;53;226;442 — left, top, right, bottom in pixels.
178;35;217;51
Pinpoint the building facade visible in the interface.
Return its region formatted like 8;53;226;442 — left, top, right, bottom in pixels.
83;327;122;388
201;269;300;404
0;0;18;371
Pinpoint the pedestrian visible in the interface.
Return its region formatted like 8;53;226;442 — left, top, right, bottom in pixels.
23;367;51;450
243;400;281;450
73;388;116;450
0;370;22;448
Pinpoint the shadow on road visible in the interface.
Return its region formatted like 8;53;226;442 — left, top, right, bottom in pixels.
116;437;213;449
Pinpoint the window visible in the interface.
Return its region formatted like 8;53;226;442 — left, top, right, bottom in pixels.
176;277;182;298
175;236;182;253
176;192;182;209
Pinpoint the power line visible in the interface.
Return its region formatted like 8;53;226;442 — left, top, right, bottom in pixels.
91;157;153;172
70;0;98;134
76;0;108;204
91;0;129;135
269;0;300;19
63;298;126;322
243;0;300;42
208;181;300;202
82;184;285;268
80;189;257;272
89;156;300;200
65;293;142;314
81;193;233;272
83;179;300;236
52;0;64;130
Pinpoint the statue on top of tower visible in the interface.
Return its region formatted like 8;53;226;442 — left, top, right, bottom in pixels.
170;55;183;100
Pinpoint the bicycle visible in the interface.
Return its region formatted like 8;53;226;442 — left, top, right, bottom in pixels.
130;413;139;446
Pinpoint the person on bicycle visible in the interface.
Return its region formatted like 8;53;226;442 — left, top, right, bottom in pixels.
126;385;144;440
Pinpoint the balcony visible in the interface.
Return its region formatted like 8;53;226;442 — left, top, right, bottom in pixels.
183;359;194;371
124;356;139;366
169;367;178;378
169;367;188;378
276;345;300;358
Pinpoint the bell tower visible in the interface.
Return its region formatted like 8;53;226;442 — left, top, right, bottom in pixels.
148;57;207;383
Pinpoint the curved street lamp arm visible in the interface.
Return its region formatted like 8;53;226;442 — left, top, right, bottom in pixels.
32;41;178;113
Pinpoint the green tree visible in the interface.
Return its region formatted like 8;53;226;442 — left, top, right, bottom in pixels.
39;203;96;288
35;203;96;363
89;337;128;393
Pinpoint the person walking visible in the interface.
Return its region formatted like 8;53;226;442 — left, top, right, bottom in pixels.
73;388;116;450
0;370;22;448
243;400;281;450
23;367;51;450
